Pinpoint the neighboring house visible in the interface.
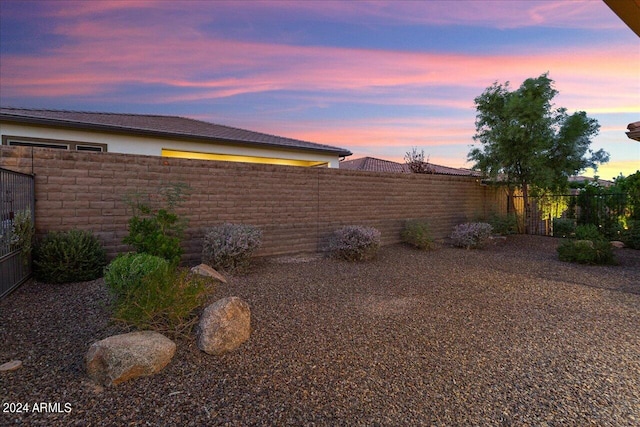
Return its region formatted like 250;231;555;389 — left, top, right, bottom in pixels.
627;121;640;142
339;156;480;176
0;107;352;168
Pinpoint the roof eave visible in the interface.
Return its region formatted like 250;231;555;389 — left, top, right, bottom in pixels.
0;113;352;157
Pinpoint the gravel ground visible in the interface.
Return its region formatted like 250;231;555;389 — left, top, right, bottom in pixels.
1;235;639;426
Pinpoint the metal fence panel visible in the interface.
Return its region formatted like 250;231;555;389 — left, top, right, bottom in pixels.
1;168;35;298
510;193;628;237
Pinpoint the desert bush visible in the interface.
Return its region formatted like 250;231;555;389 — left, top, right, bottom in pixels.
621;220;640;249
123;183;189;264
450;222;493;249
33;229;107;284
103;252;169;299
552;218;576;238
202;223;262;273
557;239;615;265
329;225;381;261
574;224;605;241
8;209;34;266
111;265;213;337
401;220;434;250
487;213;517;235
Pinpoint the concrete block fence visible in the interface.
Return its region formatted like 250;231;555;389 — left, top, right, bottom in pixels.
0;146;507;264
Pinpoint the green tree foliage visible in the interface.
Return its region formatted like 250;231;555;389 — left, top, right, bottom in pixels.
468;73;609;232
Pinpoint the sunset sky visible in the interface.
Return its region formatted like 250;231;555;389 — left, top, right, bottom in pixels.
1;0;638;179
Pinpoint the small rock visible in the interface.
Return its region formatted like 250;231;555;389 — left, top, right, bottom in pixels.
191;264;227;283
197;297;251;355
610;241;625;249
0;360;22;372
85;331;176;386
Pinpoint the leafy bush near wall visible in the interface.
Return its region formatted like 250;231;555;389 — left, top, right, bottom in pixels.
202;223;263;273
487;213;517;235
103;252;169;299
329;225;381;261
401;220;434;250
123;183;189;264
34;229;107;284
9;209;34;266
553;218;576;238
450;222;493;249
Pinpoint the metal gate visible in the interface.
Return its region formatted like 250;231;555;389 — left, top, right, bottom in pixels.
1;168;35;298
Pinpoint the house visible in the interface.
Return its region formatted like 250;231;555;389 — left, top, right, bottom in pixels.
627;121;640;142
0;107;352;168
339;156;480;176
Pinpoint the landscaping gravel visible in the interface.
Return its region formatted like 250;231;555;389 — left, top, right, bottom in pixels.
1;235;639;426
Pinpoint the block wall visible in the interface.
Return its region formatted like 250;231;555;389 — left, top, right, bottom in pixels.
0;146;506;263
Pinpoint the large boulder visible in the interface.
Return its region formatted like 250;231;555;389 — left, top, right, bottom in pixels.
85;331;176;386
197;297;251;355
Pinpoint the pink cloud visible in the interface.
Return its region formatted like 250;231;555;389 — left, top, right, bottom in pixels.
3;27;636;118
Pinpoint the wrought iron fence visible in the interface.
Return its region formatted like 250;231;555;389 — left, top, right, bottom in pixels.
1;168;35;298
510;193;629;237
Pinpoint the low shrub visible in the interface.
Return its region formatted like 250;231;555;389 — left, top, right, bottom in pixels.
621;220;640;249
557;239;616;265
450;222;493;249
487;213;517;235
574;224;605;241
111;265;213;337
329;225;381;261
552;218;576;238
202;223;262;273
103;252;169;299
33;229;107;284
10;209;35;265
401;220;434;250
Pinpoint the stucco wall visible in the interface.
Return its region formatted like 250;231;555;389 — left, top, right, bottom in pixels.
0;146;506;264
0;122;341;167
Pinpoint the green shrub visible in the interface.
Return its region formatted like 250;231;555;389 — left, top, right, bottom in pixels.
103;252;169;298
34;229;107;284
202;223;262;273
553;218;576;238
9;209;34;266
487;213;517;235
123;183;189;264
574;224;605;241
557;239;616;265
329;225;381;261
450;222;493;249
111;266;213;337
401;220;434;250
621;220;640;249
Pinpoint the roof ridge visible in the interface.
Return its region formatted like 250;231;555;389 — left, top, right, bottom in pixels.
0;106;183;120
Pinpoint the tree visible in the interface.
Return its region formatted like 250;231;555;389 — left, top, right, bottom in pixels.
404;147;434;174
467;73;609;233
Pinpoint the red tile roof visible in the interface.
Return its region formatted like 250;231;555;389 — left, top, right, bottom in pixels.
0;107;352;157
340;156;480;176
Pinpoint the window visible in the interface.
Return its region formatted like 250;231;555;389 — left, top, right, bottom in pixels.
1;136;107;152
